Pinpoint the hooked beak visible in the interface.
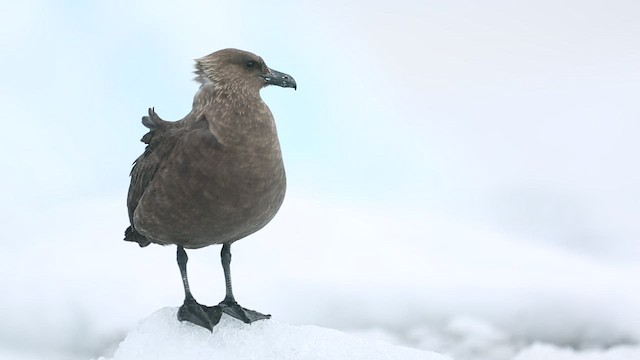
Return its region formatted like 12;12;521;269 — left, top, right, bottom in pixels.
262;68;297;90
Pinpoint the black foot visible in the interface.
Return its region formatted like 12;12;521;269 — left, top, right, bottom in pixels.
178;299;218;331
205;300;271;325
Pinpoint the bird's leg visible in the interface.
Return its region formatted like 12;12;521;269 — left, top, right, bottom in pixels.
221;243;237;304
208;243;271;324
176;245;217;331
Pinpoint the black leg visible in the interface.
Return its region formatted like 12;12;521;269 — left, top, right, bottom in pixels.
176;245;217;331
208;243;271;324
221;243;236;303
177;245;195;301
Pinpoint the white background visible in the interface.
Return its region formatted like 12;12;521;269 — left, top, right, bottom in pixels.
1;1;639;359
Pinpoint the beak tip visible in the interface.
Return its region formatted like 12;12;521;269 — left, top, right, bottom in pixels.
264;68;297;90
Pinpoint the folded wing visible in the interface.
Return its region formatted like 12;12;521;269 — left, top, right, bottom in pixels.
125;108;183;247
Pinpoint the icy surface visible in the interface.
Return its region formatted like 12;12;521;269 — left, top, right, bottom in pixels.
513;343;640;360
350;317;640;360
97;308;451;360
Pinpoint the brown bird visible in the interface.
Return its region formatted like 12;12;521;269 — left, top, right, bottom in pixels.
124;48;296;331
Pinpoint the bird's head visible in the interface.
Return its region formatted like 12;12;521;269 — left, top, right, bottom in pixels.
194;48;296;94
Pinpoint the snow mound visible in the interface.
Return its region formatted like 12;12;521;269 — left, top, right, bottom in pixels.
513;343;640;360
97;308;451;360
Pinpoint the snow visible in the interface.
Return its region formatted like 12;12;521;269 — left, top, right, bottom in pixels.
350;317;640;360
96;308;450;360
93;307;640;360
513;343;640;360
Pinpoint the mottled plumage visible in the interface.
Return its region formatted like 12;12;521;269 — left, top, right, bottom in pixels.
124;48;296;330
125;48;293;249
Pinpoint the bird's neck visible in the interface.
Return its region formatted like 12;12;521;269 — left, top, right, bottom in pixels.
192;82;261;109
193;83;276;148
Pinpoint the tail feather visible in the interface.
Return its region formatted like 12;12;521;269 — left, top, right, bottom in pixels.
124;226;151;247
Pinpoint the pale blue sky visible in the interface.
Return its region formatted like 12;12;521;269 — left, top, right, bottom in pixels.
1;0;639;256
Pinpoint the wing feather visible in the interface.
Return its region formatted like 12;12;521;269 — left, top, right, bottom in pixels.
125;108;183;246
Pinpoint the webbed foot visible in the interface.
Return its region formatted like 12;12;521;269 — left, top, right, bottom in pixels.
178;299;218;331
206;300;271;324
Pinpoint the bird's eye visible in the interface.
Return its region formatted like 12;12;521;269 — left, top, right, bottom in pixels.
245;60;256;69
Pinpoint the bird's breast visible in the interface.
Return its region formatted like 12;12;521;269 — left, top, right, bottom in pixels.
133;122;286;248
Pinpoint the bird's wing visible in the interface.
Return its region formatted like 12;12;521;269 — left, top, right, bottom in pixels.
125;108;184;246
